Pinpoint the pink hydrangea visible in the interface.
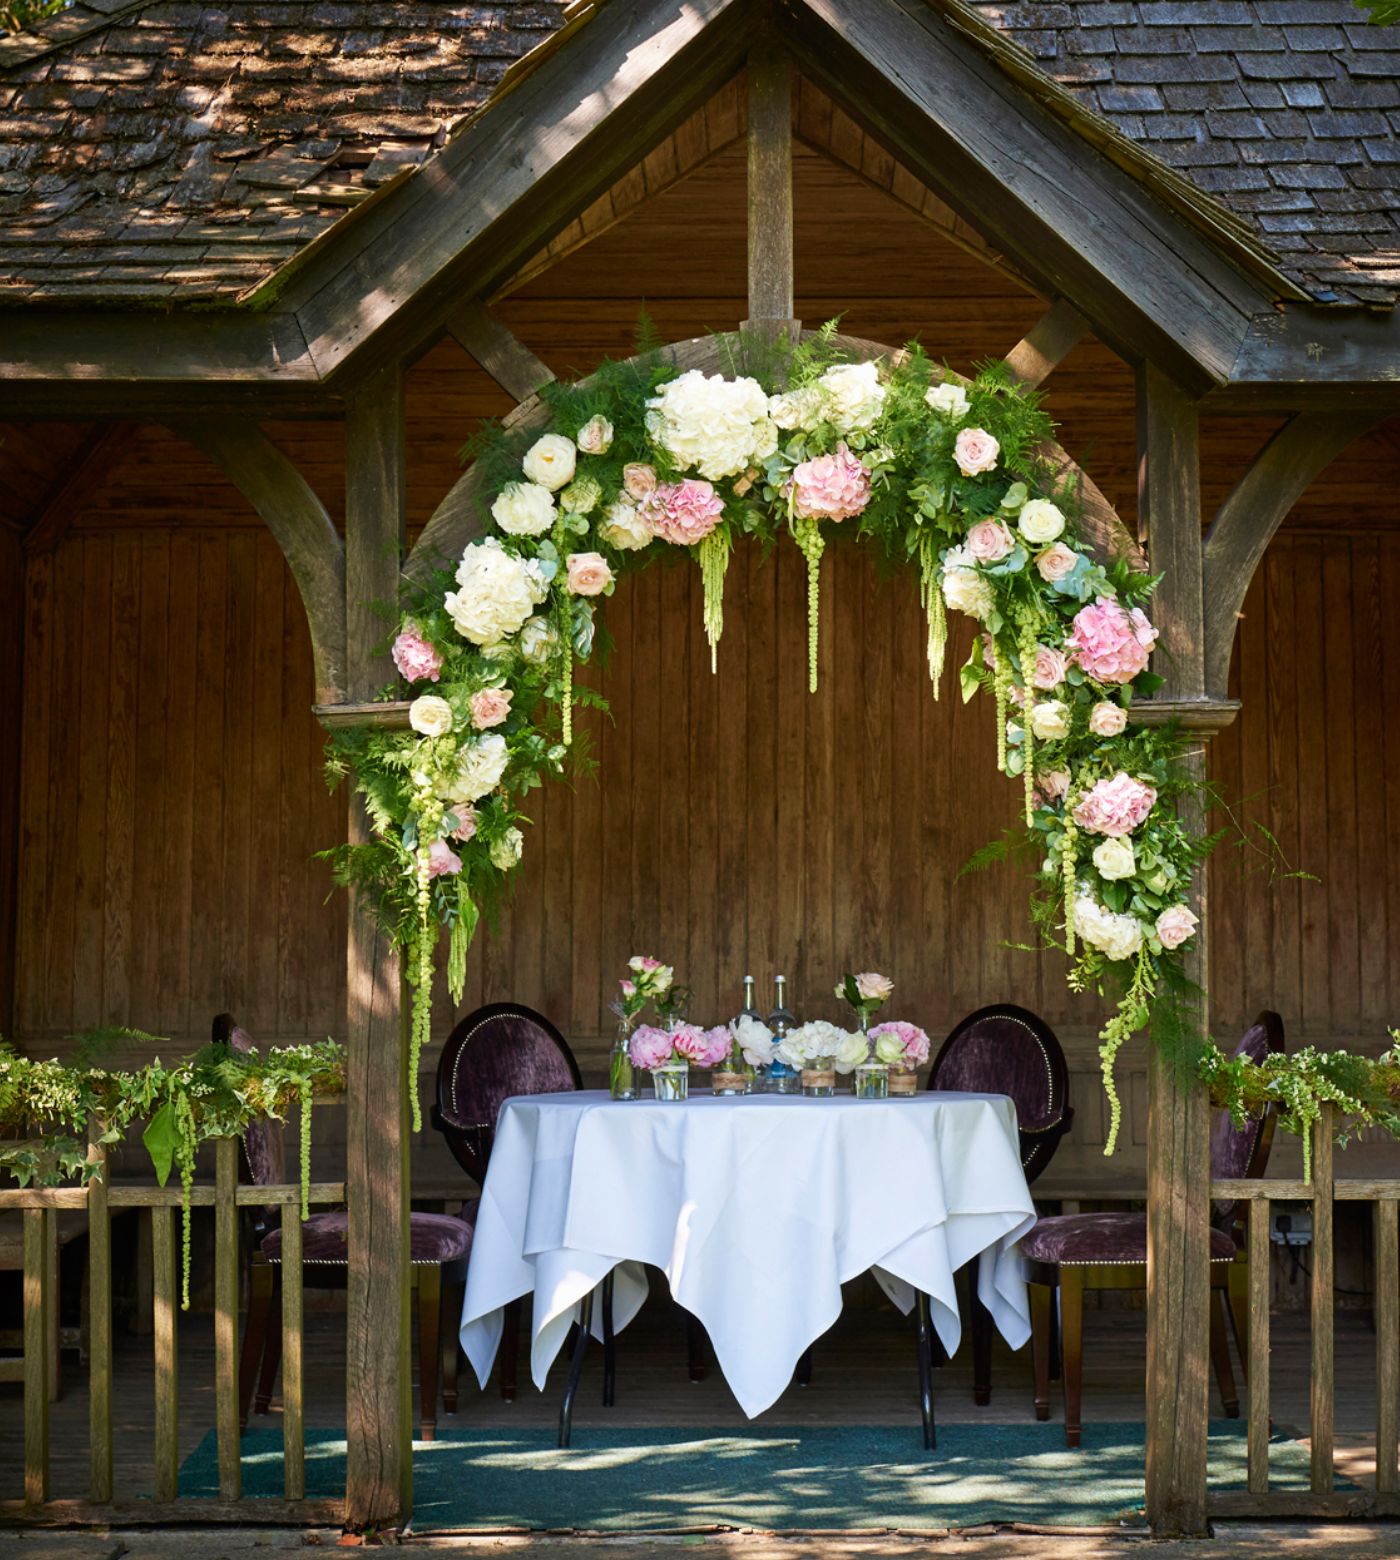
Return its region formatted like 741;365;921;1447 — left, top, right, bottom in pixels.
391;625;442;684
628;1024;674;1071
1073;772;1158;838
869;1020;931;1068
641;479;725;546
425;839;462;878
1067;597;1159;685
788;443;871;522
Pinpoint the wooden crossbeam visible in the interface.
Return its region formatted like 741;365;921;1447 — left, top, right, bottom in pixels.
1002;299;1088;390
448;302;556;403
22;425;133;556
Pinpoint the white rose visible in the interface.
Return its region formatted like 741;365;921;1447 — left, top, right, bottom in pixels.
408;694;453;738
1074;894;1144;963
489;826;524;871
1092;836;1136;882
819;361;886;433
1028;699;1070;741
491;481;556;537
599;497;652;552
1017;499;1066;545
445;537;539;646
873;1031;907;1067
522;434;576;491
924;381;969;420
441;732;509;805
577;414;613;455
833;1027;871;1075
941;546;994;620
517;615;559;665
1089;701;1127;737
647;371;774;480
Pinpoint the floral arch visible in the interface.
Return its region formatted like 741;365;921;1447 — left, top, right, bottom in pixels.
328;327;1203;1152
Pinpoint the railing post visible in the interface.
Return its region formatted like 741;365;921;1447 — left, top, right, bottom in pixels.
1247;1196;1272;1493
87;1120;113;1502
23;1206;49;1506
214;1136;241;1501
151;1203;180;1503
1310;1106;1335;1493
1376;1197;1400;1494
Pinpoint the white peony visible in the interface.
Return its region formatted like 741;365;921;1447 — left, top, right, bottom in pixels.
941;545;995;621
492;481;556;537
732;1014;777;1070
819;361;886;433
599;497;652;552
1017;499;1066;546
489;826;524;871
1074;893;1144;963
408;694;453;738
441;733;509;805
517;615;559;665
833;1027;872;1075
522;433;576;491
924;380;969;420
445;537;540;646
1093;837;1136;882
1028;700;1070;741
646;370;774;480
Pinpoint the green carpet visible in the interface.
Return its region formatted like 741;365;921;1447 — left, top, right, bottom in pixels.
177;1422;1326;1531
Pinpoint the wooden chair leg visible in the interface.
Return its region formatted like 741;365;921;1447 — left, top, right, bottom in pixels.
686;1309;708;1383
1211;1285;1240;1418
1228;1258;1250;1382
239;1263;275;1428
441;1280;462;1416
418;1265;442;1442
1060;1267;1084;1449
500;1296;521;1401
1029;1280;1052;1423
971;1252;993;1406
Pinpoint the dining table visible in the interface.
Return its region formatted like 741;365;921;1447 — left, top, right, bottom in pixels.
458;1087;1038;1431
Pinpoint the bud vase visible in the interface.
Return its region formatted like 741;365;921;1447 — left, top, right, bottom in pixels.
652;1061;689;1102
609;1022;639;1101
854;1062;889;1100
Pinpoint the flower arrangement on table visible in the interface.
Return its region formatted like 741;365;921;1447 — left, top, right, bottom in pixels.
627;1021;731;1101
777;1020;867;1097
869;1021;933;1096
837;970;895;1033
608;954;684;1099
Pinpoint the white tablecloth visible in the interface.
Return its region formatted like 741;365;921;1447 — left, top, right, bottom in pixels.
459;1090;1036;1418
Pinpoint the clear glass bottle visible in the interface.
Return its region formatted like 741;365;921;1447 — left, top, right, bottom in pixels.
766;974;799;1095
609;1018;639;1101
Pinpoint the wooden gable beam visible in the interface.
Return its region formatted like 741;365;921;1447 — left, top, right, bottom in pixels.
448;302;556;404
22;424;133;555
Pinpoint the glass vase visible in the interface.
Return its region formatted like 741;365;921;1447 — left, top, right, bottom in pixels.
609;1023;639;1101
651;1061;689;1102
854;1062;889;1100
888;1067;918;1097
801;1060;836;1098
712;1046;751;1097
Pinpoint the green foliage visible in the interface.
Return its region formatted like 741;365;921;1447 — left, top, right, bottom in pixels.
2;0;65;34
1354;1;1400;26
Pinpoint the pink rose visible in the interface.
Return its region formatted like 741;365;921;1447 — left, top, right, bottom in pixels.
623;463;658;501
1036;542;1079;583
628;1024;674;1071
566;551;614;596
641;479;724;546
787;442;872;523
1089;700;1127;737
1068;597;1158;685
966;518;1015;564
1040;769;1070;801
1031;645;1068;690
447;805;477;841
469;688;513;730
425;839;462;879
391;625;442;684
619;978;637;999
1073;771;1158;838
953;427;1000;477
1156;905;1199;950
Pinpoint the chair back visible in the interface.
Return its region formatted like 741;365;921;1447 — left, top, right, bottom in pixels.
431;1002;581;1182
213;1013;285;1231
1211;1010;1286;1239
930;1004;1074;1184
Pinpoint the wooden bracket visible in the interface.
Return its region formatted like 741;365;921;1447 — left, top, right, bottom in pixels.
448;301;556;404
1002;298;1088;390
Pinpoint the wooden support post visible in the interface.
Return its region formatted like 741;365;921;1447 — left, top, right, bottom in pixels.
86;1124;112;1503
214;1137;241;1502
1137;362;1211;1538
1377;1198;1400;1495
151;1206;179;1504
1311;1107;1335;1494
281;1212;305;1501
23;1207;49;1506
1247;1199;1271;1493
343;363;413;1532
743;39;799;343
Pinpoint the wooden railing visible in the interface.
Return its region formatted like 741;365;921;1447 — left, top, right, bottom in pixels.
1;1130;345;1524
1211;1106;1400;1519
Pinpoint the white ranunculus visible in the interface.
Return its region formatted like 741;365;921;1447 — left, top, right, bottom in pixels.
445;537;539;646
1093;836;1136;882
941;545;995;621
819;360;886;434
489;826;524;871
560;475;602;516
733;1014;777;1070
1017;499;1066;546
1074;893;1144;963
768;384;825;432
833;1027;872;1075
441;732;509;805
924;380;969;420
522;433;576;491
647;370;774;480
1028;699;1070;741
598;496;651;552
517;615;559;665
408;694;453;738
491;480;556;537
577;414;613;455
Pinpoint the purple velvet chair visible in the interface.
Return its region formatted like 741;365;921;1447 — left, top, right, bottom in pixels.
223;1014;474;1442
929;1004;1074;1405
1020;1010;1285;1447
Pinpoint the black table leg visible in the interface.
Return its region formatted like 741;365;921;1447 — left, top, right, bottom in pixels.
794;1347;813;1388
558;1288;594;1448
971;1251;993;1406
915;1289;937;1451
601;1271;616;1408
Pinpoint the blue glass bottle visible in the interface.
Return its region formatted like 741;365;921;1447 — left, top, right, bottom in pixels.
766;974;798;1095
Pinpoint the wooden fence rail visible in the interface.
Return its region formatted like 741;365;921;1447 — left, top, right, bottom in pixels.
1209;1105;1400;1520
1;1130;344;1525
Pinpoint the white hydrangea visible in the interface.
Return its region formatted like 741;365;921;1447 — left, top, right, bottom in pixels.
441;733;509;806
1074;893;1145;963
522;434;576;491
489;826;524;871
941;545;995;621
445;537;540;646
645;370;775;480
491;481;556;537
819;360;886;434
598;496;652;552
768;384;825;432
777;1019;850;1069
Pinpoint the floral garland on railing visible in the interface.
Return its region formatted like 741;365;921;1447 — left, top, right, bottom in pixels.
0;1035;344;1307
320;325;1292;1149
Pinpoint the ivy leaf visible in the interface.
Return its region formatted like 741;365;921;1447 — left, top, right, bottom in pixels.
143;1102;179;1186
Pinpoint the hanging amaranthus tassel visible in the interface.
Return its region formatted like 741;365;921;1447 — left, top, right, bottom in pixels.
698;529;731;674
792;517;826;693
919;532;947;694
994;659;1011;773
409;840;434;1135
1019;624;1038;826
559;646;573;747
1062;794;1079;959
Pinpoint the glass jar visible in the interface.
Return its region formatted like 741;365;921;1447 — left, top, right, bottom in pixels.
801;1060;836;1098
888;1068;918;1097
854;1062;889;1100
609;1022;639;1101
651;1061;689;1102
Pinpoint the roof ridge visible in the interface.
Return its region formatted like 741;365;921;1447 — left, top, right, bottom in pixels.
0;1;176;76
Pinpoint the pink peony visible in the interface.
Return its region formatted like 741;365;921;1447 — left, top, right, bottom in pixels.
670;1023;711;1065
953;427;1000;477
1156;905;1199;950
1067;597;1159;685
1031;645;1068;690
391;625;442;684
686;1025;734;1069
469;688;513;730
1039;769;1071;801
1073;772;1158;838
787;443;872;522
641;479;724;546
869;1020;931;1068
1088;700;1127;738
426;839;462;878
1036;542;1079;583
623;463;657;501
628;1024;674;1071
447;805;478;841
966;517;1015;563
566;551;614;595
